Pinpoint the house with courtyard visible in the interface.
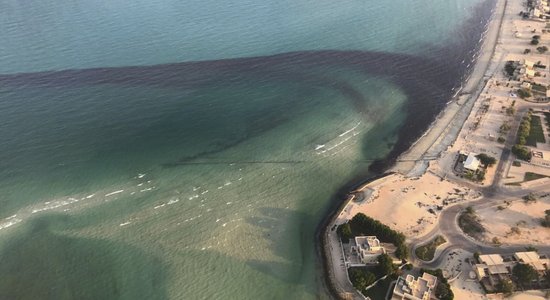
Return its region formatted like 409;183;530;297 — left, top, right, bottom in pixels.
474;252;550;292
474;254;513;292
514;251;550;276
349;236;386;265
391;273;437;300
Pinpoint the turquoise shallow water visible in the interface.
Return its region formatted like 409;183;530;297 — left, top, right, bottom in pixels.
0;0;494;299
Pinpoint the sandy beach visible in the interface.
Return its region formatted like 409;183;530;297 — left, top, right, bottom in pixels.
321;0;550;297
341;173;481;237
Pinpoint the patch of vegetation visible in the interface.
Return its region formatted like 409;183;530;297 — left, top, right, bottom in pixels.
525;246;538;252
537;46;548;53
525;115;546;146
517;88;532;99
348;268;377;294
376;253;396;277
337;222;353;241
512;144;532;161
421;269;454;300
513;263;538;290
464;169;485;182
532;83;547;93
509;226;521;235
476;153;497;167
500;122;511;133
517;113;531;145
524;48;531;54
363;276;392;300
496;278;515;296
415;235;446;261
504;61;516;77
349;213;408;259
497;136;506;143
524;172;548;182
459;206;485;237
523;192;538;203
530;38;540;45
540;210;550;227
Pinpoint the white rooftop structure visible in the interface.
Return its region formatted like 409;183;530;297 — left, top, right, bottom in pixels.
475;254;510;278
392;273;437;300
463;153;481;171
479;254;504;266
351;236;385;264
514;251;549;272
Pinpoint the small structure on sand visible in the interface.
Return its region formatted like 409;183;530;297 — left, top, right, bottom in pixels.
463;153;481;172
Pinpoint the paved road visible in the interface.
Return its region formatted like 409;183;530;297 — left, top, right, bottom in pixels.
409;105;550;269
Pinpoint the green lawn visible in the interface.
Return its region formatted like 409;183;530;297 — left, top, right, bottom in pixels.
364;277;393;300
526;115;546;146
415;235;446;261
524;172;548;182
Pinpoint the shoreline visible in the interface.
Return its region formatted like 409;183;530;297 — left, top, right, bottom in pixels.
317;0;508;298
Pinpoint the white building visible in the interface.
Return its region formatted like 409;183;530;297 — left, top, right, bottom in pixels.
391;273;437;300
514;251;550;273
350;236;385;264
463;153;481;172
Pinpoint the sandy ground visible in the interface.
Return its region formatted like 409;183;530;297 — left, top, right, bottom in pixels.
504;162;550;186
329;0;550;297
508;291;548;300
443;249;488;300
477;193;550;246
340;173;481;237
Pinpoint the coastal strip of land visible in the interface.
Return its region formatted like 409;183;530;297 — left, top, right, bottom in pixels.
320;0;509;298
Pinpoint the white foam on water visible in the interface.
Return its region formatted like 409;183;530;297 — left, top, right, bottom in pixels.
226;202;232;205
167;198;179;205
105;190;124;197
154;203;166;209
138;173;146;179
120;221;131;226
137;183;143;187
86;194;95;199
0;218;21;231
216;218;221;223
217;186;223;189
201;190;209;195
32;197;81;214
338;121;361;137
140;187;153;192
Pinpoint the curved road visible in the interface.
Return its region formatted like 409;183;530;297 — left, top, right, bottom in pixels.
409;105;550;268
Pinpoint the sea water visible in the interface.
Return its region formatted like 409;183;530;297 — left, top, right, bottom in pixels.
0;0;494;298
